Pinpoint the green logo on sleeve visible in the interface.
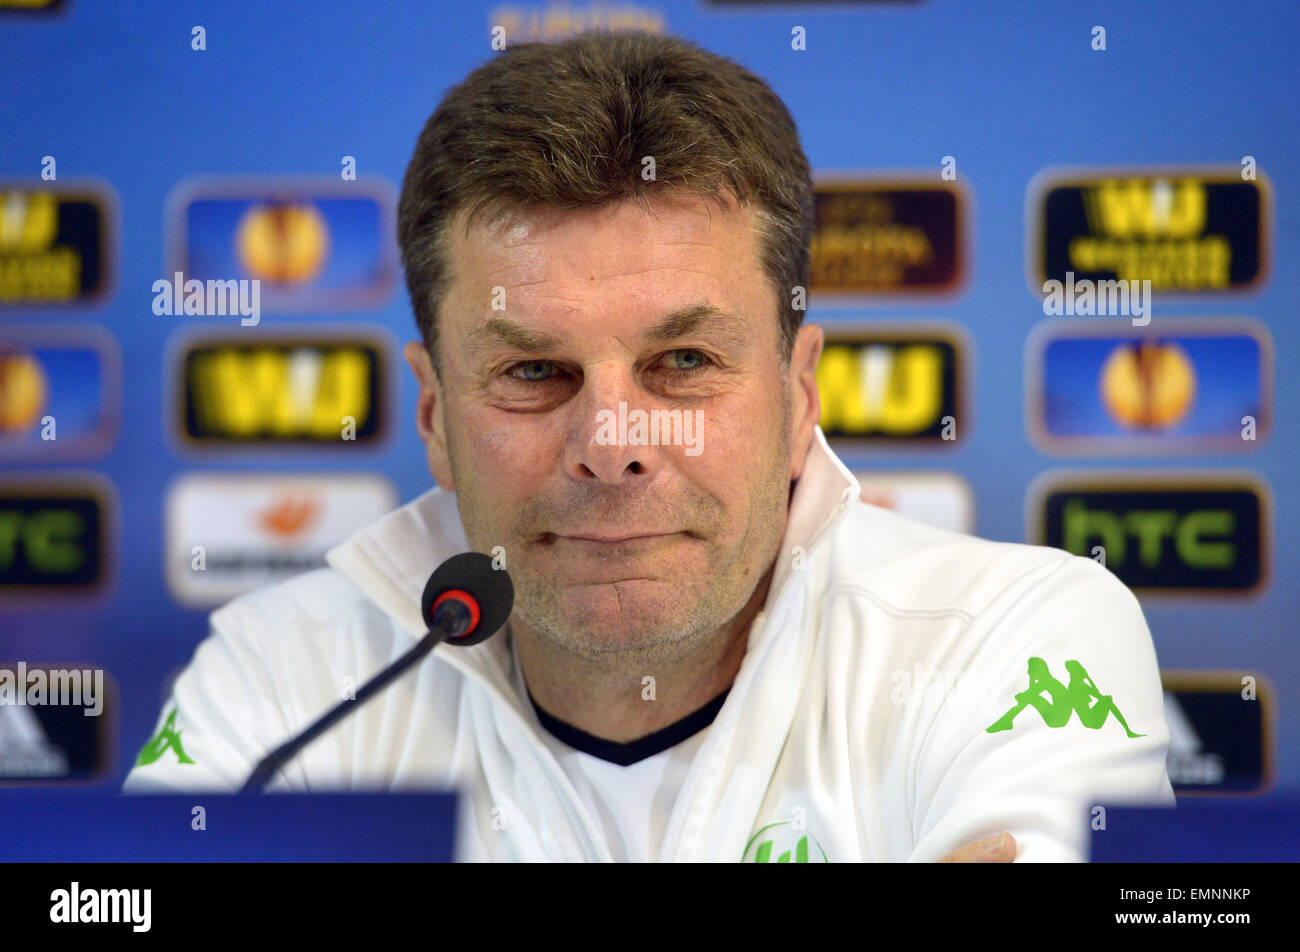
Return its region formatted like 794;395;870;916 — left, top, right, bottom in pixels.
135;707;196;766
985;658;1144;738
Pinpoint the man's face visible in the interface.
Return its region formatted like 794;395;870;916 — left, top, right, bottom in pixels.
405;190;822;658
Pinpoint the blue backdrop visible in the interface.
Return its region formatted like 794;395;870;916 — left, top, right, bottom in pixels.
1;0;1296;798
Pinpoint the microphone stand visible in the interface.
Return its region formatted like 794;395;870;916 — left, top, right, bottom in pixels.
240;601;470;793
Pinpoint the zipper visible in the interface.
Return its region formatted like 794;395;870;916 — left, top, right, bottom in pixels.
430;633;615;862
663;486;857;860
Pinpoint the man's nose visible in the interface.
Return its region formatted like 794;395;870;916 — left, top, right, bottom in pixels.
563;362;664;486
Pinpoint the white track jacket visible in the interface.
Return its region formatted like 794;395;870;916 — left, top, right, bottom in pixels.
123;428;1176;861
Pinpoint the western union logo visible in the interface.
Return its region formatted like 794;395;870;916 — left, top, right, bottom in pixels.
1085;179;1207;238
0;192;57;252
0;187;110;305
179;336;385;444
1034;169;1267;292
815;330;961;441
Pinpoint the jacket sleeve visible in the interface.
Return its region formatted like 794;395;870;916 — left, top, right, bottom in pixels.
121;601;297;793
905;554;1176;862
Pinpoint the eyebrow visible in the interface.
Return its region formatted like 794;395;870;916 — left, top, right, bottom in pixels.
464;303;750;358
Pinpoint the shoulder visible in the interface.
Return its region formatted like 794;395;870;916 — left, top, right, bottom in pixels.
214;565;376;628
818;501;1159;710
205;567;416;676
821;500;1134;621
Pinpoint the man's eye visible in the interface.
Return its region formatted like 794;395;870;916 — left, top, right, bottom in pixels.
664;349;711;372
503;352;710;384
509;360;557;382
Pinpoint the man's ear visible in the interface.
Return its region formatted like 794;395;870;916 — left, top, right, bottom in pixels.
403;340;455;490
786;323;824;482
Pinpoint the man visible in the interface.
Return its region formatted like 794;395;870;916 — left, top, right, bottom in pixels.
124;30;1175;862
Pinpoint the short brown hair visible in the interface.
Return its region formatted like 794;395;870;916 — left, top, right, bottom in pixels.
397;29;814;378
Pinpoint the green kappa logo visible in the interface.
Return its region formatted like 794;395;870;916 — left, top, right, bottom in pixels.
742;819;829;863
986;658;1144;738
134;707;196;766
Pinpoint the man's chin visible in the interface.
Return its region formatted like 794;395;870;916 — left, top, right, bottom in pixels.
523;580;705;652
561;577;674;623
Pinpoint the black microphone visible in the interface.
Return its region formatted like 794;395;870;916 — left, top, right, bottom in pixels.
240;551;513;793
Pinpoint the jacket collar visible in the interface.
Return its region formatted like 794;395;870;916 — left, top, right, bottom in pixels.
326;426;860;690
765;424;861;598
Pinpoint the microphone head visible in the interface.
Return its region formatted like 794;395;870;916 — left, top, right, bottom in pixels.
420;551;514;646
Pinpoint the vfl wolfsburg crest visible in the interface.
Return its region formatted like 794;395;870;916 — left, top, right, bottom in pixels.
742;818;829;863
986;658;1144;738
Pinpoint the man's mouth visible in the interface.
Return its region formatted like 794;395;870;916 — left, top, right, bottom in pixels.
538;531;685;552
556;532;678;543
